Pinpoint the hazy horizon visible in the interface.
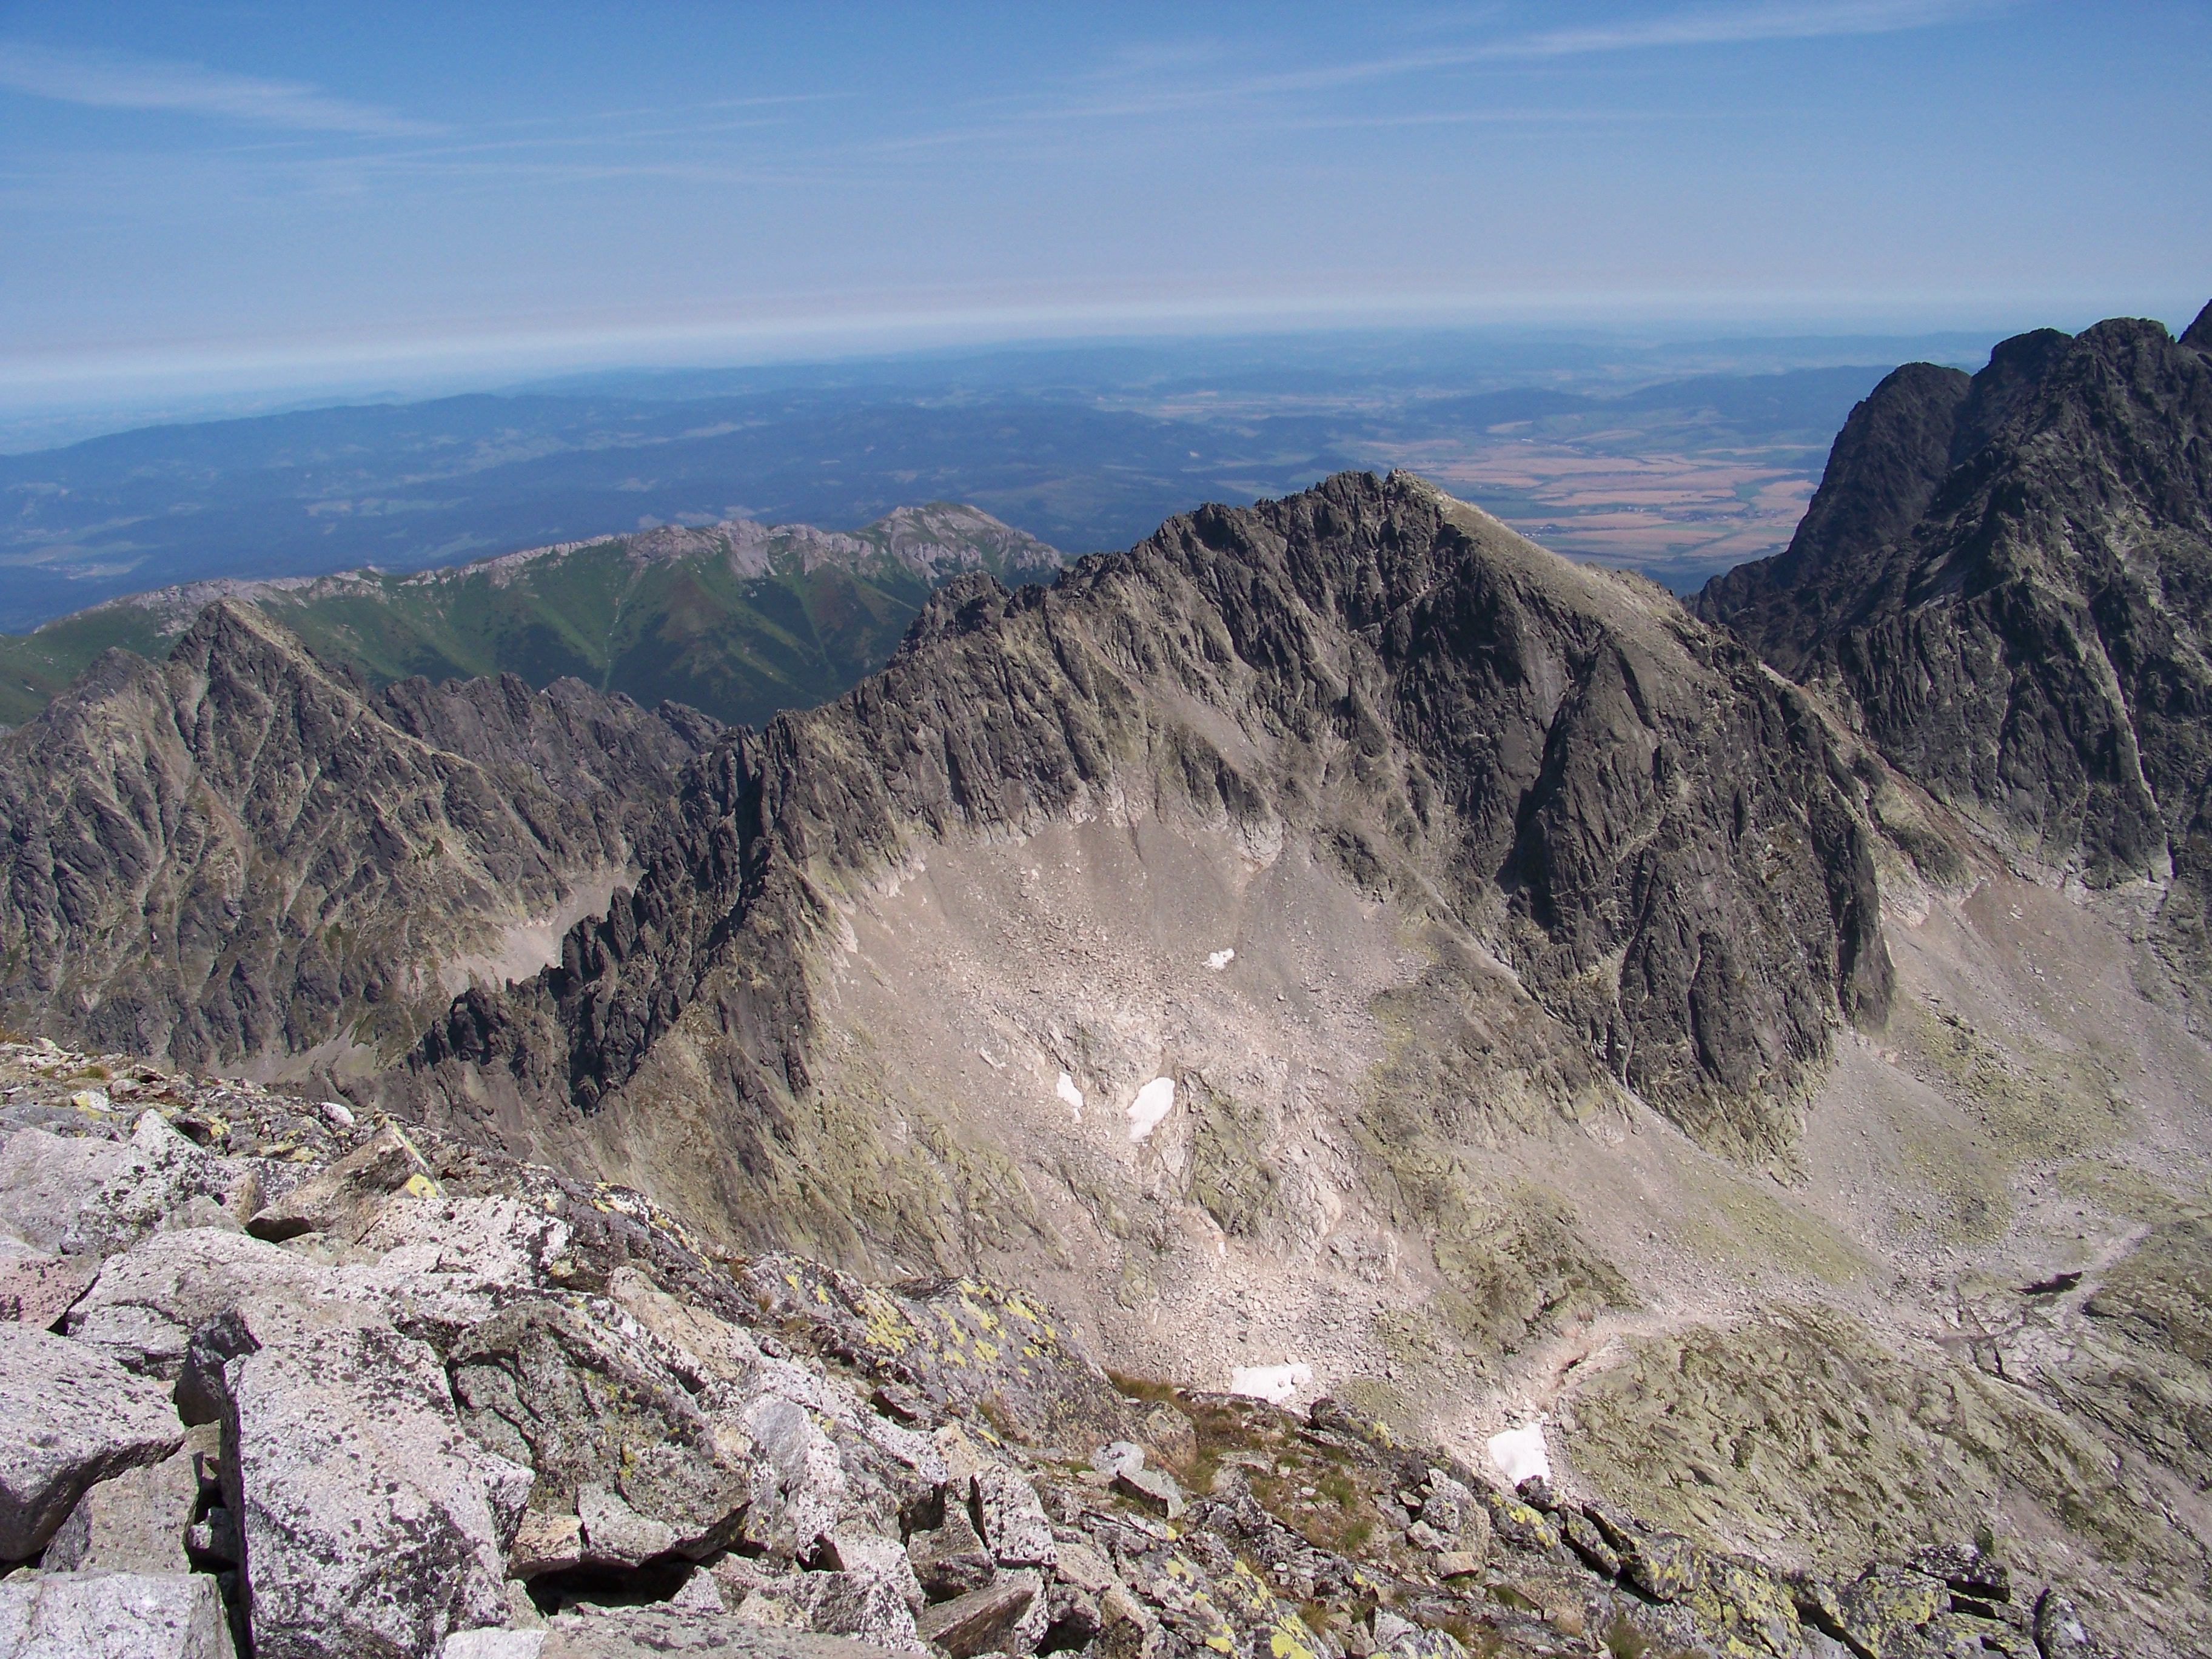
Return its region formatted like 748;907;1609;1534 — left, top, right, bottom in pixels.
4;1;2205;424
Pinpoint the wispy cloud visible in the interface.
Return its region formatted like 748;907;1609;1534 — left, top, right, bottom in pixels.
1496;0;2008;59
0;41;438;135
1043;0;2007;115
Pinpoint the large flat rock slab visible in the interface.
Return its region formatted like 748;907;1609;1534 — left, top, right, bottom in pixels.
0;1117;227;1260
440;1607;904;1657
65;1229;331;1381
0;1569;235;1658
0;1326;181;1561
209;1299;527;1659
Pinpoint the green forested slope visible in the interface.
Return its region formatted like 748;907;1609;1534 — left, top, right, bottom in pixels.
0;503;1059;729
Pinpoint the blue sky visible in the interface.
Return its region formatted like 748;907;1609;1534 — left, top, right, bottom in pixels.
2;1;2207;407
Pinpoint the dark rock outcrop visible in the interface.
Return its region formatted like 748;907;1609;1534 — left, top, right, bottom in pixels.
1697;305;2212;982
403;470;1889;1209
0;600;718;1070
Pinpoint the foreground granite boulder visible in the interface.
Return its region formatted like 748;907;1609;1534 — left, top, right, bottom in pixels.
204;1297;529;1659
39;1427;215;1575
0;1325;181;1561
0;1114;227;1260
0;1570;235;1658
440;1608;904;1657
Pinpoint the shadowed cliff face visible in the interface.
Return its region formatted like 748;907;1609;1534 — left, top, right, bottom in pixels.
1699;304;2212;982
0;600;717;1071
398;471;1890;1261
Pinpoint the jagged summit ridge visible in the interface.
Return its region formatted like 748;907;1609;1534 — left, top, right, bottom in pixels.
0;597;716;1070
1695;303;2212;978
401;469;1889;1235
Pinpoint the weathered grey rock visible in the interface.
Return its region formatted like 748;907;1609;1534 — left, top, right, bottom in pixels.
181;1507;236;1569
65;1227;330;1379
1416;1469;1472;1537
1091;1441;1146;1481
507;1510;585;1579
776;1569;922;1653
1834;1564;1946;1657
0;1241;95;1330
915;1570;1039;1659
1095;1582;1160;1659
1042;1581;1102;1649
1047;1538;1120;1597
0;1116;227;1260
905;1506;993;1600
2033;1591;2116;1657
1135;1404;1196;1472
814;1533;921;1612
576;1485;675;1568
1110;1465;1185;1521
1372;1612;1464;1659
737;1262;1134;1453
0;1326;181;1561
0;1569;235;1658
970;1468;1054;1567
603;1267;762;1382
441;1634;548;1659
210;1299;527;1659
448;1301;753;1562
357;1195;575;1294
41;1426;213;1575
741;1397;845;1557
535;1604;908;1658
246;1122;435;1244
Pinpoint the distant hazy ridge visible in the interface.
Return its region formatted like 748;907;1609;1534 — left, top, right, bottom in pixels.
0;502;1061;729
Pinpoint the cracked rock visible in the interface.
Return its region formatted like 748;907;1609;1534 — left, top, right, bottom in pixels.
0;1324;182;1561
0;1569;235;1658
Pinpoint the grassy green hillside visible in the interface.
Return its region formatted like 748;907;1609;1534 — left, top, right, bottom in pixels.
0;503;1059;730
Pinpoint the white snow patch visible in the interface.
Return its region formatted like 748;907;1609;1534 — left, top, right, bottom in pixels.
1205;948;1236;970
1487;1423;1550;1486
1230;1362;1313;1404
1127;1076;1176;1142
1057;1071;1085;1121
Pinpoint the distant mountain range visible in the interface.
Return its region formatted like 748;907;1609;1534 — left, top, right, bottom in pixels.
0;357;1936;632
0;503;1061;729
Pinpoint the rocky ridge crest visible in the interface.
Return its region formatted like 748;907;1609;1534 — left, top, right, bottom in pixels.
1697;301;2212;984
0;600;717;1073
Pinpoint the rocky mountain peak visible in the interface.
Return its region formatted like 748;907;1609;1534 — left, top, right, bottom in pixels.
0;602;718;1071
1696;301;2212;982
2185;295;2212;352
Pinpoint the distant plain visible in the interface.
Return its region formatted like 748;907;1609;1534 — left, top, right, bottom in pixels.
0;329;1995;638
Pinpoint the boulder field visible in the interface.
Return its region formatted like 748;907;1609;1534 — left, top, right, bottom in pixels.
0;1039;2114;1659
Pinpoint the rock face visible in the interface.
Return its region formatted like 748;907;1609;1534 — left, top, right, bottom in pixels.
206;1298;528;1659
407;469;1889;1218
0;1324;181;1561
0;600;718;1071
1698;302;2212;984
